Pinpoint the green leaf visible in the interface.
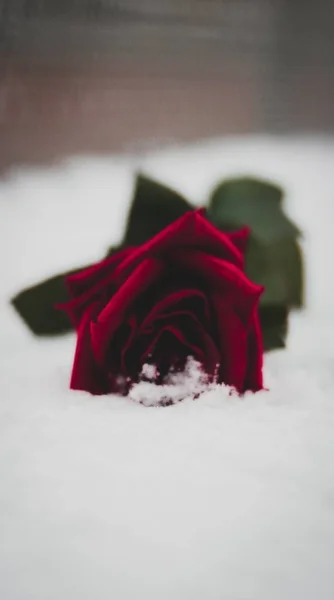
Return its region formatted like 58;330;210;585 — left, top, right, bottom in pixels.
209;176;300;244
208;175;304;308
11;270;76;336
246;237;304;308
259;305;289;352
10;248;124;336
123;174;193;246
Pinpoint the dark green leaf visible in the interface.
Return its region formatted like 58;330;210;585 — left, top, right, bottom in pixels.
259;305;289;352
123;174;193;246
11;246;125;336
11;270;76;336
209;176;300;244
266;238;303;308
104;244;126;258
246;237;304;308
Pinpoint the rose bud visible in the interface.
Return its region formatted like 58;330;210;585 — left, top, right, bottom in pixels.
58;209;264;398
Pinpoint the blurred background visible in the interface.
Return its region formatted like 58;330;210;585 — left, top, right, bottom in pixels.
1;10;334;598
0;0;333;172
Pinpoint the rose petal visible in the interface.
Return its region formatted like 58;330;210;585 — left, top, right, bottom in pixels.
140;288;210;332
177;250;263;326
70;303;109;395
67;247;133;297
141;324;205;365
60;248;134;327
120;315;138;371
212;294;248;391
227;226;250;257
120;304;210;376
112;210;245;286
136;310;219;378
91;257;163;365
242;312;264;392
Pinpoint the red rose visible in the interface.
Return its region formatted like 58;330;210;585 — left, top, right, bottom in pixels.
59;209;264;397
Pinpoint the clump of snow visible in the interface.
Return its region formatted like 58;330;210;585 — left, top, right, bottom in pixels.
1;137;334;600
130;358;219;406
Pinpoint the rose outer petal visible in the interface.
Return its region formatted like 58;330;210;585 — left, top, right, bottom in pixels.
67;248;133;297
211;292;263;392
59;213;249;330
111;210;246;287
90;256;164;365
242;311;263;392
177;250;263;327
60;248;134;328
70;303;109;395
211;294;248;391
227;226;250;256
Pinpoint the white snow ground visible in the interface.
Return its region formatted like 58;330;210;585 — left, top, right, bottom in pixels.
0;137;334;600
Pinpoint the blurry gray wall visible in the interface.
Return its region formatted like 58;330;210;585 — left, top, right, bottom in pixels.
0;1;333;170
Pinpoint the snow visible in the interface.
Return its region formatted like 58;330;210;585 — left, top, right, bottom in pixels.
130;358;219;406
1;136;334;600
